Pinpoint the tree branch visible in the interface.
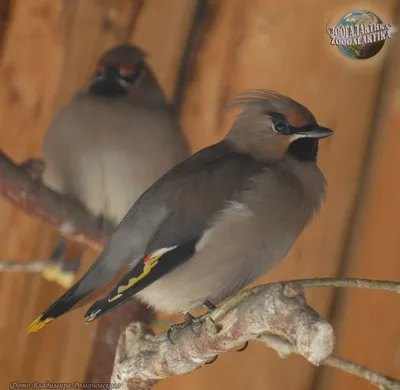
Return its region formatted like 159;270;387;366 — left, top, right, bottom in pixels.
295;278;400;293
0;150;154;384
111;279;400;390
0;260;52;271
0;150;114;250
257;334;400;390
0;151;399;390
111;283;335;389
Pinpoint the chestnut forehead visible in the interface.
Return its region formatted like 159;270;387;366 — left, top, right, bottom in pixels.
281;108;316;127
98;59;136;68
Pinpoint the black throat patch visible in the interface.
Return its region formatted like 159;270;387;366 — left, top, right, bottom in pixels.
287;138;318;162
89;79;128;98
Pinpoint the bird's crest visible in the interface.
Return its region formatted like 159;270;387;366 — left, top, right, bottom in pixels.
226;89;316;127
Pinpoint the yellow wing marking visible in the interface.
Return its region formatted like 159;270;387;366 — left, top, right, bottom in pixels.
108;255;161;302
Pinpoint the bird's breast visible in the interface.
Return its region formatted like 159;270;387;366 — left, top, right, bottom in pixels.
42;97;187;222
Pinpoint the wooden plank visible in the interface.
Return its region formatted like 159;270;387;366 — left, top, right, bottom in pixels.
316;9;400;390
0;1;68;385
153;1;397;390
0;0;197;387
0;0;140;386
84;2;198;382
129;0;197;99
0;0;398;389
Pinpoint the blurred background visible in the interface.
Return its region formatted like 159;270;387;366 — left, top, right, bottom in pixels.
0;0;399;389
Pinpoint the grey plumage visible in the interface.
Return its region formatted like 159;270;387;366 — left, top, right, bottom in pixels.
136;144;326;312
28;89;332;332
42;44;189;223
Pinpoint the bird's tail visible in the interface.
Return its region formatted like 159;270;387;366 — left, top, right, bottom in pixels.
27;253;126;333
26;280;91;333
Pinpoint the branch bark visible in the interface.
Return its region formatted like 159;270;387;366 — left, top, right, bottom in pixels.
0;151;399;390
111;283;335;389
0;150;154;384
111;280;400;390
0;151;114;250
258;335;400;390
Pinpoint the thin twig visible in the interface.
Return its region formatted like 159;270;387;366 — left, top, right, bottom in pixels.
0;261;52;272
295;278;400;293
257;334;400;390
210;278;399;323
325;357;400;390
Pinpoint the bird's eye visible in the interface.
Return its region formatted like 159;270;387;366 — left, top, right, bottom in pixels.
273;121;289;134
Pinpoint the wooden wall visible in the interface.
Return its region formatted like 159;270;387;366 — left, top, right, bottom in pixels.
0;1;398;390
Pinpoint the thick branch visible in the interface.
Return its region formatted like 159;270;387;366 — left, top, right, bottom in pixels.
0;150;154;385
111;283;334;389
112;279;400;390
0;151;114;250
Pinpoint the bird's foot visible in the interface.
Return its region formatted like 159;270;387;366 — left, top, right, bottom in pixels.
42;237;81;288
20;158;45;182
167;313;196;344
203;299;217;312
97;214;110;233
167;313;220;365
202;299;248;353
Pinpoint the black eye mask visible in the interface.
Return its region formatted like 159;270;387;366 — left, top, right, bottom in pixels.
89;62;144;98
120;61;144;85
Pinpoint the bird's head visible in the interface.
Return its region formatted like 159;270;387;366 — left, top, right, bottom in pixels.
226;90;333;162
88;44;160;99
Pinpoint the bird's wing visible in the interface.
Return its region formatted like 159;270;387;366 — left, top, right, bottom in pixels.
84;238;199;322
27;141;265;332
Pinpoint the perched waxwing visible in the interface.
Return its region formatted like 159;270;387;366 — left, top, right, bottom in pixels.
40;44;189;285
28;90;332;332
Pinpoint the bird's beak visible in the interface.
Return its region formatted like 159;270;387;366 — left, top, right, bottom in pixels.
292;124;333;139
89;66;128;97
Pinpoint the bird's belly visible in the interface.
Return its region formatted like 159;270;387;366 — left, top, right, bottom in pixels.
43;136;151;222
42;104;184;222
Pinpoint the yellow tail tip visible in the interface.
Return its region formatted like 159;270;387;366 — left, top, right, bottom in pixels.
42;264;61;282
26;315;54;333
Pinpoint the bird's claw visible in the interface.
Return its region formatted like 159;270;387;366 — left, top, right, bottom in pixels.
205;355;219;365
166;311;218;344
203;299;217;312
166;313;195;344
236;341;249;352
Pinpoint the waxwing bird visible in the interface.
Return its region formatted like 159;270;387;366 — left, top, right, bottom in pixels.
28;90;333;332
40;44;189;286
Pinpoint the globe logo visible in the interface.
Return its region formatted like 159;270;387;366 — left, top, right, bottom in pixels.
327;10;394;60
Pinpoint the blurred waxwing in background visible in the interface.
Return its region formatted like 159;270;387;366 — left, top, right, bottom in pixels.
28;90;333;333
40;43;189;288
